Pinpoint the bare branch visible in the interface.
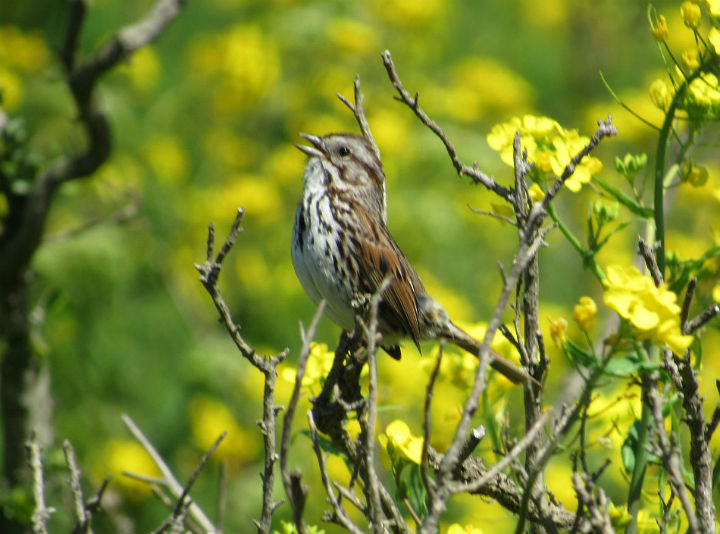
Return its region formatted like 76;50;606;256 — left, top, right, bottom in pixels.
307;411;367;534
536;116;617;218
280;301;326;534
455;409;552;494
63;440;89;534
685;304;720;334
153;431;226;534
638;238;663;286
337;75;381;162
357;276;393;533
121;414;217;533
680;278;697;331
26;432;53;534
381;50;511;199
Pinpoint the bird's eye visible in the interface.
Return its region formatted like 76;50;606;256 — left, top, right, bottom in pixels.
338;146;350;157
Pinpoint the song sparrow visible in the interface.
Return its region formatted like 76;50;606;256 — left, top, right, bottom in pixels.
292;132;535;386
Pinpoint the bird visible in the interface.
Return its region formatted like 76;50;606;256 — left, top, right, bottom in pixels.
292;131;536;386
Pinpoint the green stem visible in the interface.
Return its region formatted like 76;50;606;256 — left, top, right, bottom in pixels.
654;57;713;275
546;203;606;283
593;176;653;218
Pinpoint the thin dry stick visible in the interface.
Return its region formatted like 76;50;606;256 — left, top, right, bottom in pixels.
337;76;385;222
121;414;217;533
154;431;227;534
357;277;393;533
196;208;288;534
381;49;511;199
307;411;367;534
421;344;444;507
280;300;326;534
419;228;551;534
27;432;53;534
63;440;88;533
644;377;698;533
216;461;227;534
455;409;553;494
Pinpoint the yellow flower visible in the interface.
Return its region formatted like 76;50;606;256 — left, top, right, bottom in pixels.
549;317;568;348
188;395;258;464
682;162;709;186
0;67;22;110
447;523;484;534
280;343;335;392
713;284;720;302
327;19;377;56
487;115;600;192
372;0;446;25
121;46;160;91
104;439;161;496
651;14;668;41
682;48;701;70
574;296;597;331
143;135;188;183
649;79;672;110
681;1;702;28
710;27;720;54
379;420;423;465
603;265;693;354
445;57;533;121
707;0;720;17
528;183;545;202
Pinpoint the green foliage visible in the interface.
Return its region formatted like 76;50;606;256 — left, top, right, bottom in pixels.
2;0;720;532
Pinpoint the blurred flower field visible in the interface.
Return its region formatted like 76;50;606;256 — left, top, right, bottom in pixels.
3;0;720;531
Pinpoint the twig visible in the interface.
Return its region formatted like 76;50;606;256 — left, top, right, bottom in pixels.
467;205;518;226
638;237;663;286
422;344;443;506
643;375;698;533
685;304;720;334
357;277;393;533
121;414;217;533
455;409;552;494
307;411;367;534
420;227;551;534
537;116;617;216
26;432;53;534
216;461;226;534
705;380;720;442
381;50;511;199
280;301;326;534
195;209;283;372
154;431;226;534
680;278;697;331
63;440;89;534
337;75;380;162
44;201;139;244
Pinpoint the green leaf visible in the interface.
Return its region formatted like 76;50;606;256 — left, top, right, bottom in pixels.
564;338;597;368
397;463;427;519
604;356;643;376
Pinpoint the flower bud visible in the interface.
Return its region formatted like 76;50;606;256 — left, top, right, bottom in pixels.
574;296;597;331
681;1;702;28
651;14;669;41
549;317;568;348
649;79;671;110
682;162;709;186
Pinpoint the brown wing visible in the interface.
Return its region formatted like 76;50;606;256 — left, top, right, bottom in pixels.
355;217;425;351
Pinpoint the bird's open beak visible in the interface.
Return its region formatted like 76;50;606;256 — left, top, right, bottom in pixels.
295;133;325;158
